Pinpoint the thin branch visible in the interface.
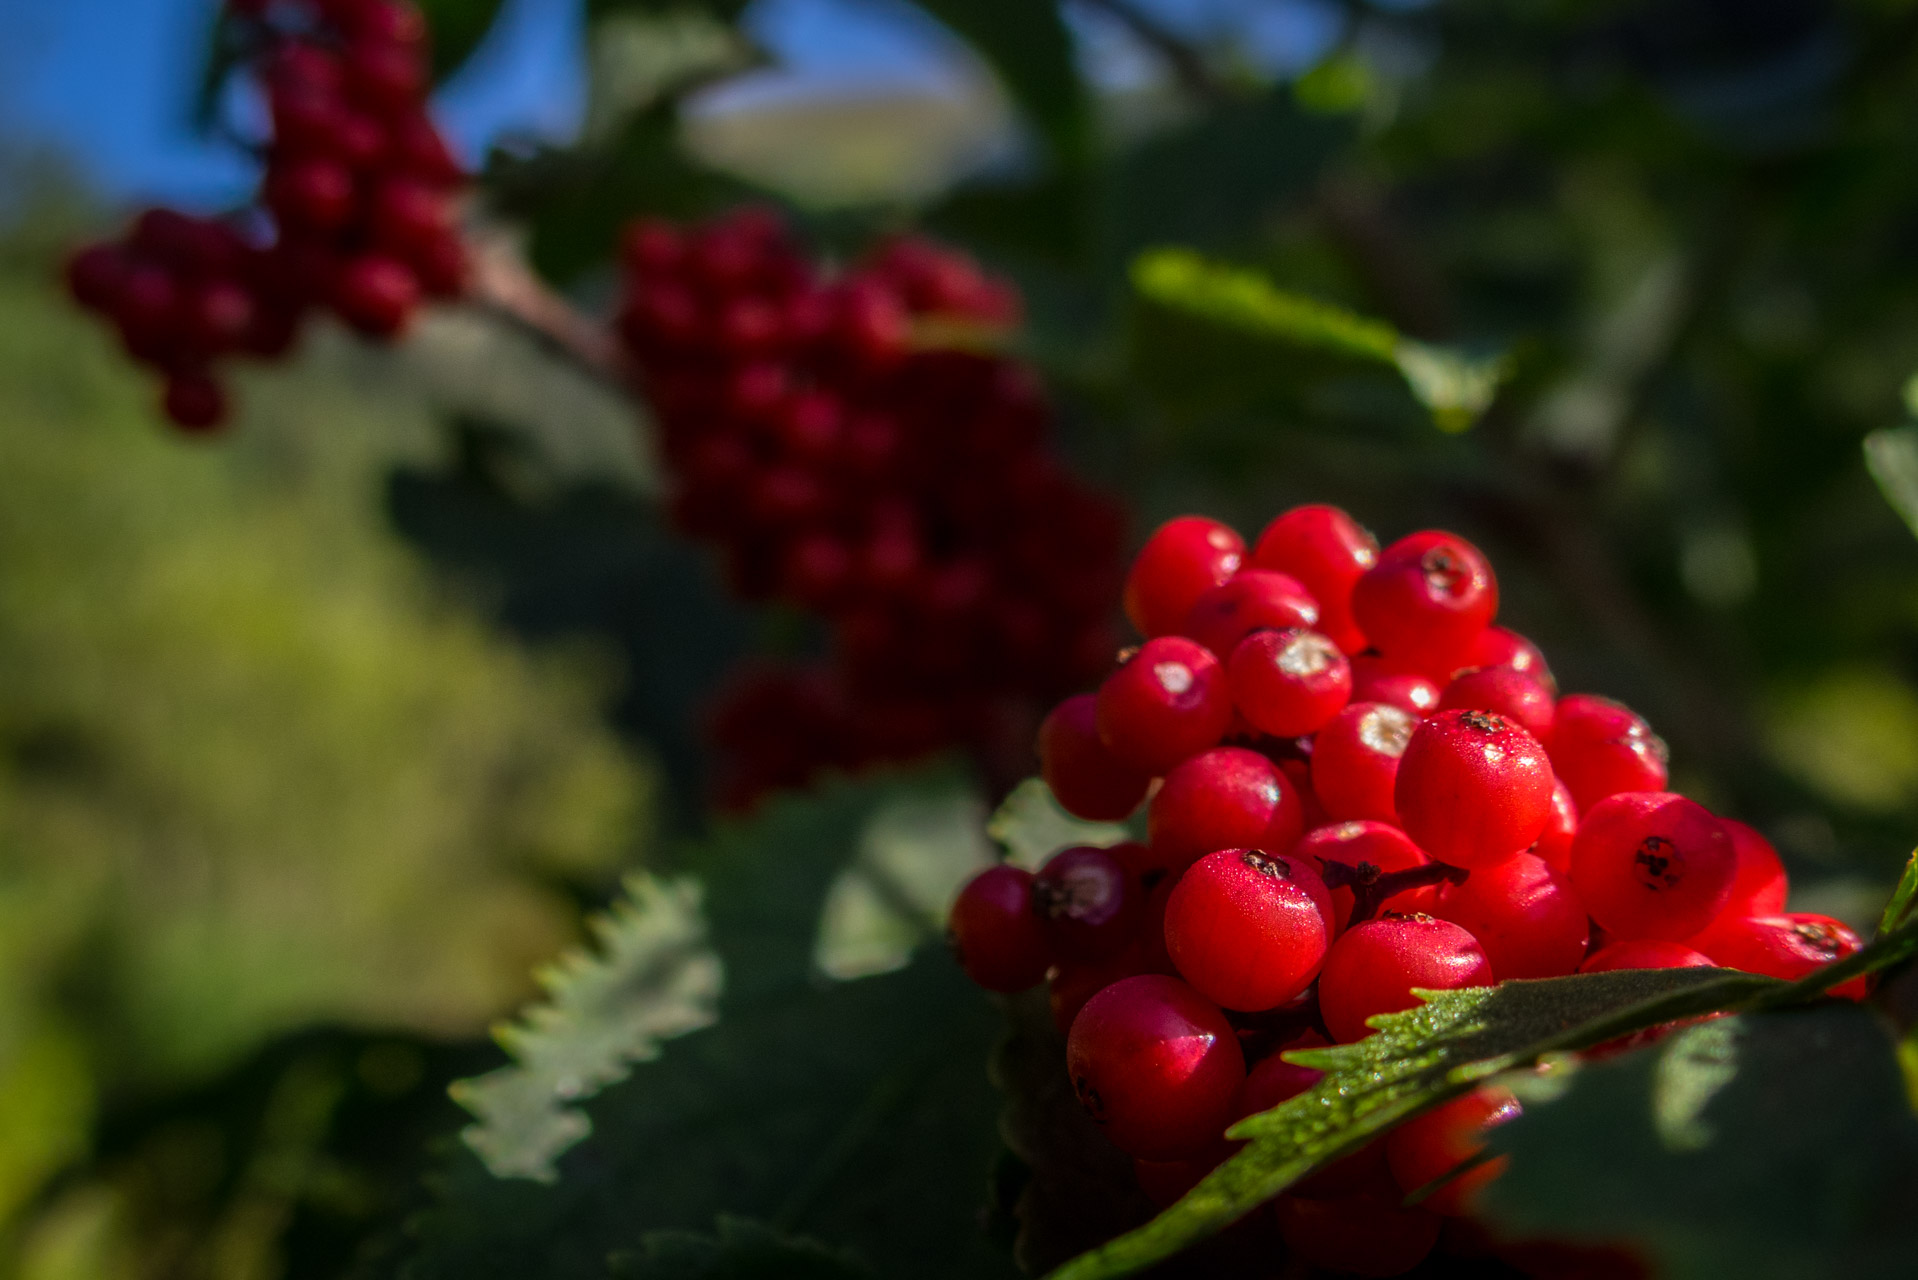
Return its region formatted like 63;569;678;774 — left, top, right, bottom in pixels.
1075;0;1231;104
462;231;635;392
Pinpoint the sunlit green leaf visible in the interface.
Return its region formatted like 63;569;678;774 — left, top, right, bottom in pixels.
1864;425;1918;540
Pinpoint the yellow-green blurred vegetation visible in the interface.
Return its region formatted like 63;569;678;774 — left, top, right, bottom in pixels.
0;207;653;1272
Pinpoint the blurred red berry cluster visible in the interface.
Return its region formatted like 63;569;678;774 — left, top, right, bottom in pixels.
615;210;1126;807
64;0;464;432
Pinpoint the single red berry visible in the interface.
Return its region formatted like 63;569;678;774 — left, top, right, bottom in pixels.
1065;974;1245;1160
1385;1087;1521;1215
1548;694;1669;811
265;157;356;230
1716;818;1790;917
1095;636;1231;775
113;261;181;340
1178;569;1318;658
1147;746;1306;874
1317;914;1493;1043
1311;702;1417;824
1570;792;1735;940
162;372;229;433
1461;625;1554;690
346;39;426;110
1349;656;1442;718
1274;1184;1443;1277
1432;852;1588;979
1164;848;1331;1011
1578;939;1713;973
1123;516;1244;638
370;176;450;252
1295;820;1437;931
1250;504;1378;655
1439;666;1555;743
334;254;420;337
1693;913;1867;999
1351;530;1498;677
1228;627;1351;738
184;279;256;354
1033;845;1141;961
1531;779;1579;874
947;864;1051;992
65;243;128;311
1395;709;1555;869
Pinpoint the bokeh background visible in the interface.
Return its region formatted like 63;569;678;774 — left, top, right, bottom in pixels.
7;0;1918;1276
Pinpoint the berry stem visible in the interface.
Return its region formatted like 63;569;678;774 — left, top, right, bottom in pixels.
463;231;634;389
1316;858;1470;927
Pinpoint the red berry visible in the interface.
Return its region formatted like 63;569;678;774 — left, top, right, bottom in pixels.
1032;845;1141;961
1295;820;1437;931
1395;709;1555;869
184;279;256;354
1432;852;1588;979
1236;1029;1328;1116
114;262;181;340
1462;625;1554;690
1349;657;1442;718
1147;747;1306;874
1048;943;1161;1033
1065;974;1245;1160
1178;570;1318;659
1095;636;1231;775
1123;516;1244;638
1548;694;1669;811
346;39;426;110
1716;818;1790;917
1351;530;1498;677
334;254;419;337
1385;1087;1520;1215
266;158;356;230
1570;792;1735;940
1439;666;1555;743
947;864;1050;992
1531;780;1579;873
1250;504;1378;654
65;244;128;311
1693;913;1866;998
1228;628;1351;738
1164;849;1332;1011
1274;1184;1442;1277
1318;914;1493;1043
162;372;229;432
370;177;451;251
1578;939;1713;973
1311;702;1417;824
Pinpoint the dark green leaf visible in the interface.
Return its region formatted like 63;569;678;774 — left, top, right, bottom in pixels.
1479;1006;1918;1279
909;0;1089;170
608;1216;872;1280
1862;426;1918;541
1882;850;1918;937
418;0;512;81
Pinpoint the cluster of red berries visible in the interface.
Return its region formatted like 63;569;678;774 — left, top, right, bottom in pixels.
949;505;1864;1276
614;210;1126;808
64;0;464;432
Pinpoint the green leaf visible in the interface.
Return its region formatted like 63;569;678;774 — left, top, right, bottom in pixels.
1044;967;1781;1280
985;778;1138;870
1863;426;1918;540
1881;850;1918;937
450;874;724;1182
1478;1005;1918;1279
417;0;513;81
909;0;1090;170
1130;247;1510;432
608;1216;872;1280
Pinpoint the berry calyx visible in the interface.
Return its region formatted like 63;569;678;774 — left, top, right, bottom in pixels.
1317;914;1493;1042
948;864;1051;991
1163;849;1332;1011
1032;845;1141;961
1437;665;1556;743
1228;627;1352;738
1311;701;1417;824
1394;708;1555;869
1065;974;1246;1160
1570;792;1735;940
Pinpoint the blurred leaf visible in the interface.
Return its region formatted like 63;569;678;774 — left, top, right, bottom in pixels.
587;0;753;23
418;0;513;81
396;774;1018;1280
910;0;1089;169
1863;426;1918;540
1881;850;1918;937
1131;248;1509;432
452;874;724;1182
985;778;1136;870
1479;1006;1918;1279
609;1216;872;1280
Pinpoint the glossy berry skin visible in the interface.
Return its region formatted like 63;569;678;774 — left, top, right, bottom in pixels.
1395;709;1555;869
1228;628;1351;738
1065;974;1246;1160
1351;531;1498;678
1147;747;1306;874
1385;1087;1521;1215
1294;820;1436;931
1349;657;1442;718
1274;1184;1443;1278
1164;849;1332;1011
1695;913;1867;999
1250;504;1378;655
1433;853;1588;980
1548;694;1669;812
1531;780;1579;874
1312;702;1417;824
948;864;1051;992
1123;516;1244;638
1038;694;1151;821
1439;666;1556;743
1571;792;1735;941
1717;818;1790;917
1318;914;1493;1042
1462;625;1554;690
1579;939;1714;973
1178;570;1318;660
1095;636;1232;776
1033;845;1141;962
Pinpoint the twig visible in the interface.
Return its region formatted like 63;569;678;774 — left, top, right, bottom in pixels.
462;231;635;392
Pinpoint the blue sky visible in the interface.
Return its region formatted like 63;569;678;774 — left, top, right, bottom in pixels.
0;0;1338;209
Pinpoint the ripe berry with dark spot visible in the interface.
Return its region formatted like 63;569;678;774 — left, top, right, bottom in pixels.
1065;974;1245;1160
1351;530;1498;678
1395;708;1555;869
1163;848;1332;1011
1032;845;1141;961
1694;913;1867;998
1570;791;1734;940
